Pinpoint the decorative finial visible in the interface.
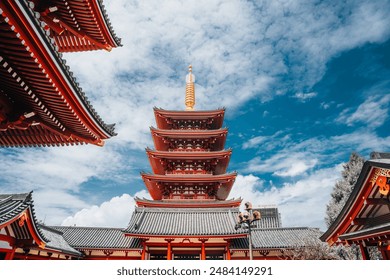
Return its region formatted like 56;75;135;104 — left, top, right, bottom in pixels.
185;65;195;111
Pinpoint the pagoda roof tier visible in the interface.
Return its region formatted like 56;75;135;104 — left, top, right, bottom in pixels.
33;0;121;52
146;148;232;175
124;207;247;238
321;154;390;245
141;172;237;200
0;1;116;147
151;127;228;151
134;197;242;208
153;107;225;130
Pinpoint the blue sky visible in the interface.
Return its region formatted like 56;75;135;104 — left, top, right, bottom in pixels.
1;0;389;230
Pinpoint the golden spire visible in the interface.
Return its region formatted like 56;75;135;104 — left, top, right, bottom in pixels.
185;65;195;111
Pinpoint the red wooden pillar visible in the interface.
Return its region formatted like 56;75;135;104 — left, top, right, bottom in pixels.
4;248;15;260
199;239;208;260
141;240;147;260
226;246;231;260
165;239;174;260
359;243;370;260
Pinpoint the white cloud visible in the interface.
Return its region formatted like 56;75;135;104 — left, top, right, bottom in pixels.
337;94;390;128
230;165;343;230
61;190;150;228
293;92;317;102
242;136;266;149
245;152;318;178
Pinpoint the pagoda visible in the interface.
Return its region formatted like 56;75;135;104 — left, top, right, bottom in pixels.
124;66;246;260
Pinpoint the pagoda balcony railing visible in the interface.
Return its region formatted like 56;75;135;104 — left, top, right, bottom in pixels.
168;148;211;152
166;170;213;175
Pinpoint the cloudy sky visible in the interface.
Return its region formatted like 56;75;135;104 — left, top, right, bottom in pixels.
1;0;390;231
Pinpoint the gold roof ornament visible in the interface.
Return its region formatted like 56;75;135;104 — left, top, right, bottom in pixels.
185;65;195;111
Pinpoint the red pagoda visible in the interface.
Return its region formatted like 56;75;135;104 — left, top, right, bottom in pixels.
123;66;245;260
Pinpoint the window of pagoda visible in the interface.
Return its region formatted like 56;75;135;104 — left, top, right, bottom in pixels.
166;138;218;152
159;182;219;200
164;159;218;175
166;118;216;130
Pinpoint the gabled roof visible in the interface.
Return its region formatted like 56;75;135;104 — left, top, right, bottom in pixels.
52;226;141;249
34;0;121;52
0;192;48;247
232;227;322;249
0;1;116;147
38;225;82;257
124;207;247;238
321;154;390;244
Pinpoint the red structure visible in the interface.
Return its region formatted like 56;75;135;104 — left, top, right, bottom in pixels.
0;0;118;147
321;152;390;259
124;68;244;259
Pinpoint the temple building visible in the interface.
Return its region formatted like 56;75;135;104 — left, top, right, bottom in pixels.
321;152;390;260
0;0;119;147
0;66;322;260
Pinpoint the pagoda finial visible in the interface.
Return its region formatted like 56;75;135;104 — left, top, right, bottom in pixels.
185;65;195;111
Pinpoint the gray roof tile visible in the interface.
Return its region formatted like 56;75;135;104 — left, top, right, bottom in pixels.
52;226;141;249
0;192;48;242
125;207;246;236
232;227;322;249
39;225;82;256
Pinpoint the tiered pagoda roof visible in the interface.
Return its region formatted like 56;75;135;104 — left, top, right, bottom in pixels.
0;0;118;147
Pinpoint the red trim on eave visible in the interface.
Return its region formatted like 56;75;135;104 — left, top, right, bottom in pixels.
327;168;375;243
88;0;117;49
1;1;108;144
124;233;247;239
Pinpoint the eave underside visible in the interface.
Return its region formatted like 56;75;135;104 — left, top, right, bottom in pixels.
0;1;115;146
33;0;121;52
321;160;390;244
154;108;225;130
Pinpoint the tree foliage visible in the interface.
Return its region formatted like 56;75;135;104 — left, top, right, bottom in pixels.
325;152;365;227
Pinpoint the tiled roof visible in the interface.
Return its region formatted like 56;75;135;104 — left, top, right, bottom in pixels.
0;193;32;225
39;225;82;256
124;207;246;237
253;207;282;228
0;192;48;242
232;227;322;249
52;226;141;249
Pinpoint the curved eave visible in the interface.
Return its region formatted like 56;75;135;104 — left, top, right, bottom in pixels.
320;160;390;244
124;233;247;239
0;193;47;248
146;149;232;175
150;127;228;137
153;107;225;130
141;173;237;200
135;197;242;208
0;1;116;146
151;127;228;151
35;0;121;52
